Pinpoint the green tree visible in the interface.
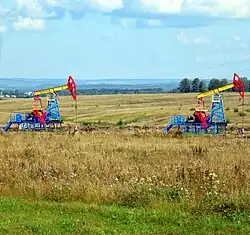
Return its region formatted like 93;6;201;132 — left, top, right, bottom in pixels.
241;77;249;92
192;78;200;92
199;80;207;92
219;79;231;92
14;89;19;96
220;79;228;86
208;78;221;90
179;78;191;93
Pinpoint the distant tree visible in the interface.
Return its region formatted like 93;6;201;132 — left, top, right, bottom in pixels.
241;77;249;92
2;90;8;95
14;89;19;96
208;78;221;90
220;79;228;87
199;80;207;92
219;79;231;92
179;78;192;93
169;88;180;93
192;78;200;92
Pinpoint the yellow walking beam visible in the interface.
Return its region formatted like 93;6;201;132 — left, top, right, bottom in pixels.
34;84;69;96
197;83;234;99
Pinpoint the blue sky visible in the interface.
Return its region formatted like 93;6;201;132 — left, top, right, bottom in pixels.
0;0;250;80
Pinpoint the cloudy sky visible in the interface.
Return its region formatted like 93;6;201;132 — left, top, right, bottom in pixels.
0;0;250;79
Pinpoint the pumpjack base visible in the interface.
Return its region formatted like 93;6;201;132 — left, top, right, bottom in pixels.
163;115;227;135
3;113;63;132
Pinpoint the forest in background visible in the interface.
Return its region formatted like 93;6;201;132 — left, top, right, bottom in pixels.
0;77;249;97
172;77;250;93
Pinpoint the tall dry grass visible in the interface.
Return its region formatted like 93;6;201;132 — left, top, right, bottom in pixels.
1;92;249;127
0;131;250;211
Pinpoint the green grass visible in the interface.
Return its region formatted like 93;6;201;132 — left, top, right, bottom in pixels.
1;197;250;234
1;93;250;234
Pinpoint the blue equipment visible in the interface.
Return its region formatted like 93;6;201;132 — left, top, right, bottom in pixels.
3;76;77;132
45;94;62;122
3;113;48;132
164;73;245;135
209;93;226;123
3;99;63;132
163;94;227;135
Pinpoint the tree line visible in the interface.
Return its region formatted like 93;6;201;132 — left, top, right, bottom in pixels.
0;88;166;98
1;77;249;97
173;77;250;93
77;88;164;95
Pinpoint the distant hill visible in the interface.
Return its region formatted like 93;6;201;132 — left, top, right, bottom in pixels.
0;78;180;91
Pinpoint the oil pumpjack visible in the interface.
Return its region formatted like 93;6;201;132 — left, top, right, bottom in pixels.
3;76;77;132
163;73;245;135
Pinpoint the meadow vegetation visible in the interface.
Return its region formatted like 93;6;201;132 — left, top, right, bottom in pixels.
0;93;249;127
0;93;250;234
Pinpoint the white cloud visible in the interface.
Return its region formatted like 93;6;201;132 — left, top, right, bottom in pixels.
47;11;57;18
233;36;241;41
126;0;250;19
119;18;136;28
83;0;123;12
1;1;250;21
0;4;11;17
0;0;250;31
11;0;250;19
133;0;183;13
64;0;123;13
45;0;65;7
183;0;250;18
146;19;163;27
177;32;210;45
16;0;44;17
13;16;45;30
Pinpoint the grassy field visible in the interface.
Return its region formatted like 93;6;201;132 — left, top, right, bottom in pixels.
0;93;250;234
2;196;250;234
0;92;249;127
